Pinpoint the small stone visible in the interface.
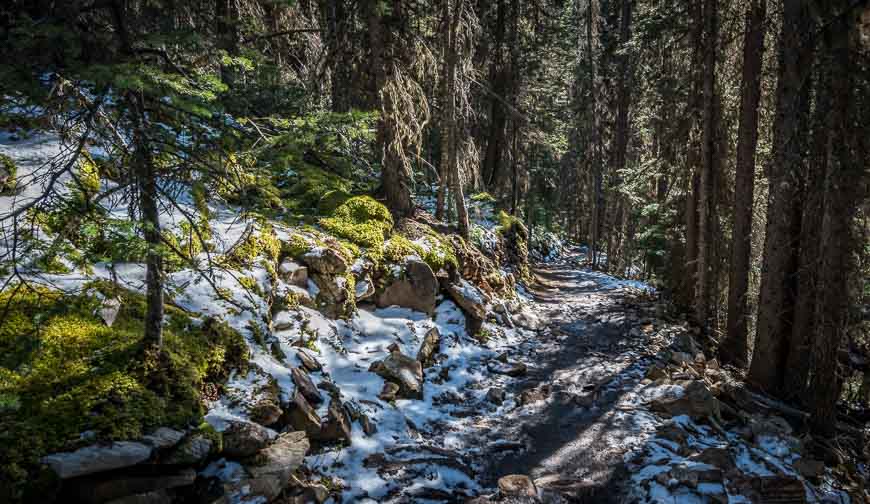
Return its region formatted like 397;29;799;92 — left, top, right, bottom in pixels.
379;382;400;402
317;399;353;445
360;413;378;436
369;351;424;400
250;400;283;427
141;428;185;450
42;442;152;479
99;297;122;327
302;248;347;275
488;360;527;377
296;349;322;372
486;387;506;405
279;260;308;287
520;385;550;406
416;327;441;368
162;434;212;465
283;390;321;438
244;431;309;502
498;474;537;498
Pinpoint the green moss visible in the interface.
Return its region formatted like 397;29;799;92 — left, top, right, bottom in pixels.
282;233;313;258
223;223;281;268
319;196;393;251
384;235;422;263
496;210;524;234
383;233;458;273
317;189;351;215
470;192;497;203
0;283;247;502
238;276;264;298
280;165;353;214
0;153;18;195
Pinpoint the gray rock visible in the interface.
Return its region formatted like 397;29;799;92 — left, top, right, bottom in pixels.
141;428;185;450
99;297;122;327
650;380;720;420
446;280;488;321
354;276;375;301
317;399;353;445
162;433;212;465
42;442;152;479
291;367;323;405
302;248;347;275
244;431;309;502
279;259;309;287
283;390;321;438
222;421;274;459
488;360;527;377
378;382;400;402
370;351;424;400
105;490;172;504
376;259;438;315
296;348;322;373
250;400;283;427
416;327;441;368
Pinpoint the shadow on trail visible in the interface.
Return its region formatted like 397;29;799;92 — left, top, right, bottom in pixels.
477;256;658;502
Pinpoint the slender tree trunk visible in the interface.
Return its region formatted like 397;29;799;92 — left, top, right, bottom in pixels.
748;0;813;393
807;3;863;435
444;0;469;238
695;0;718;327
681;0;703;308
588;0;602;268
610;0;632;274
436;0;451;221
722;0;766;367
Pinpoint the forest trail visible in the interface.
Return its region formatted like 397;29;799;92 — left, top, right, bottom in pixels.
459;250;668;502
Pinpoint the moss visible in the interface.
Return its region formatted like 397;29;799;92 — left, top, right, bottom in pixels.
317;189;351;215
0;153;18;195
383;233;458;273
0;283;247;502
223;223;281;268
384;235;422;263
319;196;393;251
282;233;313;259
238;276;264;298
280;164;353;214
470;192;497;203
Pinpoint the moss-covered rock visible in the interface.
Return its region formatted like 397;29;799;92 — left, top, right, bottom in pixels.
0;282;247;502
319;196;393;252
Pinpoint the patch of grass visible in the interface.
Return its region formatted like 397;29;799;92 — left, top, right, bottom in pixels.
469;192;497;203
0;282;248;503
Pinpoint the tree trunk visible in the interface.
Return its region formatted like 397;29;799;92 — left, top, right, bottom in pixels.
748;0;813;394
610;0;632;274
367;0;414;218
807;3;863;435
444;0;469;238
722;0;766;367
695;0;718;327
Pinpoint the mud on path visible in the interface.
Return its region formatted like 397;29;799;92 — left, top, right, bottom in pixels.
468;251;672;502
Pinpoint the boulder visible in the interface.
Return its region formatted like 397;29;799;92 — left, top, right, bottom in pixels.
650;380;720;419
311;272;353;319
446;280;488;320
291;367;323;405
42;442;152;479
162;433;213;465
317;399;353;445
376;259;438;315
302;248;347;275
279;259;308;287
498;474;538;498
283;390;322;438
250;400;283;427
70;468;195;504
141;428;185;450
244;431;309;502
416;327;441;368
370;351;424;400
222;421;273;459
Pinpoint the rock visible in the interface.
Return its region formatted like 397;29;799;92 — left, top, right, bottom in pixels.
105;490;172;504
311;272;353;319
675;332;702;355
376;259;438;315
520;385;551;406
291;367;323;405
42;442;152;479
141;428;185;450
793;458;825;479
416;327;441;368
250;400;283;427
99;297;122;327
296;349;322;373
359;413;378;436
486;387;506;405
446;280;488;321
729;475;806;504
671;351;694;366
317;379;341;398
513;306;542;331
690;447;734;469
70;468;195;504
651;381;720;419
354;276;375;301
279;259;309;287
162;433;213;465
302;248;347;275
317;399;353;445
369;351;424;400
283;390;322;438
244;431;309;502
498;474;538;498
487;360;527;377
222;421;273;459
378;382;400;401
646;365;669;380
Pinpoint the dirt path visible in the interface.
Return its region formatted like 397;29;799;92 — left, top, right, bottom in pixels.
469;251;668;502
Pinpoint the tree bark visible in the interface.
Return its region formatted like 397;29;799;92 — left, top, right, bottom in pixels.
748;0;813;393
722;0;766;367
